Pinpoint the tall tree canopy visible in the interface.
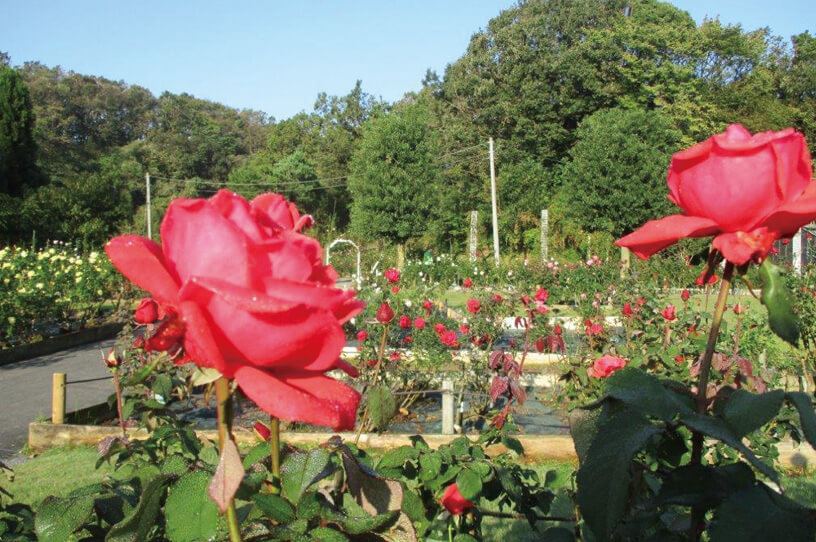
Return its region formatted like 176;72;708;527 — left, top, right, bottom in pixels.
0;67;37;197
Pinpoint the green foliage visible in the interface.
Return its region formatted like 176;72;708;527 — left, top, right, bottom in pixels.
349;101;441;245
0;67;38;198
557;107;682;237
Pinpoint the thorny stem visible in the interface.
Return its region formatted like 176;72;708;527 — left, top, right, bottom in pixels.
215;377;242;542
354;323;389;444
113;370;126;437
688;261;734;541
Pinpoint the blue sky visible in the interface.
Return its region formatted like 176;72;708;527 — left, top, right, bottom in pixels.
1;1;813;121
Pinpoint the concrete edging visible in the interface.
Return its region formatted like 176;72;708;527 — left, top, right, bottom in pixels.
27;422;816;469
0;322;124;366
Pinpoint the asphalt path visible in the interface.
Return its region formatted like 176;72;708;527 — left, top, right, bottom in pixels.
0;338;115;459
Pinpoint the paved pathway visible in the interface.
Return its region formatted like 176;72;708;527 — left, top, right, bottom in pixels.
0;339;115;459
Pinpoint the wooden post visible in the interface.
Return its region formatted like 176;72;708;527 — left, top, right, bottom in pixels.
620;246;631;278
441;378;455;435
52;373;66;424
540;209;549;262
792;229;803;275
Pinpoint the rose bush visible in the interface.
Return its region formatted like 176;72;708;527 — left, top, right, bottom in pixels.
617;124;815;265
105;190;364;430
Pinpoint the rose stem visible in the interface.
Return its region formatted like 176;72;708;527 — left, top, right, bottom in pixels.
113;369;126;436
269;416;280;494
688;261;733;541
215;377;242;542
354;323;389;445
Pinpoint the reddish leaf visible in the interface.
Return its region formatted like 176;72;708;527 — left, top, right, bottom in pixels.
489;351;503;370
490;376;509;402
534;337;545;353
510;381;527;405
208;438;244;513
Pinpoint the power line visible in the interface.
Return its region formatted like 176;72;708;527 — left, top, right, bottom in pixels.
150;174;348;187
196;181;347;195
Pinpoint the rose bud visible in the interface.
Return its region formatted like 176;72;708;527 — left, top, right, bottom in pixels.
253;421;271;441
662;305;677;321
413;317;426;329
466;299;481;314
104;348;121;368
535;287;548;302
463;277;473;288
376;302;395;324
356;330;368;342
622;303;634;317
681;289;690;302
133;297;159;324
491;293;503;303
434;323;446;334
553;324;563;335
441;484;474;515
733;303;746;315
398;315;411;329
391;286;400;294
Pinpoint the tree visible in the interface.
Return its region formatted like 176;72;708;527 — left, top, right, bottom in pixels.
0;67;38;197
557;107;682;237
348;102;441;254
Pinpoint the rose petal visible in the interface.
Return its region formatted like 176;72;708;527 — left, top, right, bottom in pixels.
257;277;364;323
161;198;252;288
760;181;816;238
712;228;779;266
615;214;720;259
250;193;300;230
234;366;360;431
208;189;265;242
182;286;345;372
179;300;230;376
179;276;296;313
105;236;180;305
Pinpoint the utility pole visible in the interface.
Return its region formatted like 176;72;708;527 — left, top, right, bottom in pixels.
489;137;500;266
145;173;152;240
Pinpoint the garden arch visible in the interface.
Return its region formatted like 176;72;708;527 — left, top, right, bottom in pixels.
325;238;362;290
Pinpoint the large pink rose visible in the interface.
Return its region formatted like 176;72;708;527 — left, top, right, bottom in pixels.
616;125;815;265
589;354;627;378
105;190;364;430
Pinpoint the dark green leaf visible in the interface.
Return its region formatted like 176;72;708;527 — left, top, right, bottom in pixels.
377;446;419;469
418;452;442;480
569;405;606;463
787;392;816;449
296;491;324;520
35;495;95;542
401;488;426;524
242;441;272;469
453;534;479;542
253;493;296;523
605;368;693;421
310;526;350;541
759;259;800;346
722;390;784;438
709;485;816;541
680;413;779;484
340;448;403;515
332;509;398;535
656;463;755;509
165;471;219;542
450;437;470;457
160;455;189;476
368;386;397;430
577;407;660;541
106;474;171;542
151;373;172;402
541;527;575;542
281;448;332;504
501;436;524;456
456;469;482;501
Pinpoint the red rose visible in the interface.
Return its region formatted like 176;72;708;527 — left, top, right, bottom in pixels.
459;324;470;335
520;295;531;306
466;299;481;314
376;302;395;324
553;324;563;336
133;297;159;323
491;293;503;303
441;484;474;515
622;303;634;317
384;268;400;283
398;315;411;329
617;125;815;265
413;317;425;330
535;304;548;315
403;335;413;344
585;323;604;336
636;297;646;306
662;305;677;321
105;190;364;431
434;323;446;334
695;269;720;286
681;289;690;302
422;300;433;310
589;354;627;378
463;277;473;288
440;330;459;348
534;287;548;302
356;330;368;342
674;354;685;364
389;351;401;362
391;286;400;294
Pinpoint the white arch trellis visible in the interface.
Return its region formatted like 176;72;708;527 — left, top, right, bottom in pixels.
325;239;362;290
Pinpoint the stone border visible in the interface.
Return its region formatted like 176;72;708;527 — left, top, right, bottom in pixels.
27;422;816;469
0;322;124;366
